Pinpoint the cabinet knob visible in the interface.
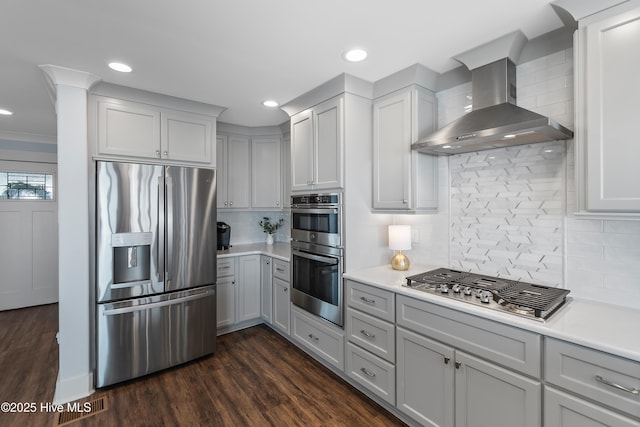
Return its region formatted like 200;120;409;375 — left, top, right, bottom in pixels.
444;357;450;365
284;287;288;292
155;150;161;157
455;361;461;369
402;199;408;204
224;201;228;206
163;150;168;156
229;201;233;206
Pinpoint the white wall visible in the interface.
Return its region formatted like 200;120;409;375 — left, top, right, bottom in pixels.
409;48;640;310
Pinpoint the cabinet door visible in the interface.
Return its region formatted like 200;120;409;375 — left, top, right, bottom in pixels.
396;327;454;427
455;351;541;427
161;110;213;164
412;88;438;211
282;133;292;208
237;255;261;322
581;3;640;212
226;136;251;209
260;256;273;324
251;137;282;208
314;96;343;190
273;277;290;335
216;136;228;209
216;275;236;328
291;110;314;191
373;90;412;209
97;98;161;159
545;387;639;427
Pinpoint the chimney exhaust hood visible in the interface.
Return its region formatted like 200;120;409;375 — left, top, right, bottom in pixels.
412;37;573;155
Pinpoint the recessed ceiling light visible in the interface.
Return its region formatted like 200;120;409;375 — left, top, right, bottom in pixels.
108;62;133;73
262;100;279;107
503;134;517;139
344;48;367;62
442;145;452;149
0;108;13;116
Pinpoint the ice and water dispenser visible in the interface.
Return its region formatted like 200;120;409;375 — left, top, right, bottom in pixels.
111;232;153;285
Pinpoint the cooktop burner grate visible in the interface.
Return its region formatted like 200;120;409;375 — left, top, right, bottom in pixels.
498;283;569;311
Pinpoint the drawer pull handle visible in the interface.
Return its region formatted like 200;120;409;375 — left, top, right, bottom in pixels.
308;334;319;342
360;296;376;304
360;367;376;378
283;287;288;292
220;266;231;269
595;375;639;395
360;329;375;339
276;268;285;272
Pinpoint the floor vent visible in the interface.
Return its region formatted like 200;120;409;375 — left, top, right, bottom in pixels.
53;397;107;426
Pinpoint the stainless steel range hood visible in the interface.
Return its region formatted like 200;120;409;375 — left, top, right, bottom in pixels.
411;58;573;155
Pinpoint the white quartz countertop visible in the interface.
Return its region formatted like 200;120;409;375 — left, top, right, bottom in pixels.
217;242;291;262
344;264;640;363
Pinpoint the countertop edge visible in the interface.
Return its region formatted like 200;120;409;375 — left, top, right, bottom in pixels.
344;265;640;363
217;242;291;262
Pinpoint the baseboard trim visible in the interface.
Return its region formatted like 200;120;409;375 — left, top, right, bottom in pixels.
52;371;94;405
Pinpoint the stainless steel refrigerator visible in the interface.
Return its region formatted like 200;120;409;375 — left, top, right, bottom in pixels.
95;161;217;388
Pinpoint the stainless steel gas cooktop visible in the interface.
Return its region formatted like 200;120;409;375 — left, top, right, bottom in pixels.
404;268;570;322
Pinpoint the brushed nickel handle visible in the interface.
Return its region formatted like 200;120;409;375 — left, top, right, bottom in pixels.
155;149;161;157
360;330;375;339
360;296;375;304
308;334;319;342
595;375;639;395
360;367;376;378
163;150;168;156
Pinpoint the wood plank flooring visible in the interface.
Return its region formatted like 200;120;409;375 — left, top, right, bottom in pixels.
0;304;406;426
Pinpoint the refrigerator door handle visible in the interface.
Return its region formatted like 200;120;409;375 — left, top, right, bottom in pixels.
165;173;173;285
157;176;165;284
101;288;215;316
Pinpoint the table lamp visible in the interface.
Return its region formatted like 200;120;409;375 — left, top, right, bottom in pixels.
389;225;411;271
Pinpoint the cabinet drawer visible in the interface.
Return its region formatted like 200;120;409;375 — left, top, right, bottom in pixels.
545;337;640;418
217;257;235;278
292;306;344;371
273;259;290;282
346;308;395;363
545;387;639;427
397;294;541;377
346;342;395;406
346;280;395;322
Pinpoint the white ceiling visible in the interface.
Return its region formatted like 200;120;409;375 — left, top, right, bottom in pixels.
0;0;567;143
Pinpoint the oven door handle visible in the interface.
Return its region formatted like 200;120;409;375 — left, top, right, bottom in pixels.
291;208;339;215
292;249;339;265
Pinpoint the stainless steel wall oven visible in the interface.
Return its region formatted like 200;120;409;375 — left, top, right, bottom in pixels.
290;193;344;326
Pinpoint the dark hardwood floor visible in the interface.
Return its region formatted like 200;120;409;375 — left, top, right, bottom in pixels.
0;303;406;426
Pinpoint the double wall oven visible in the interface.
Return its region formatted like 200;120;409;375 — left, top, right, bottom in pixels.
290;193;344;326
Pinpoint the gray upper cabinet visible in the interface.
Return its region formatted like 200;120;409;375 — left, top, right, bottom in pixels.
216;135;251;209
372;85;438;211
251;136;282;209
290;96;343;192
575;1;640;216
95;96;215;166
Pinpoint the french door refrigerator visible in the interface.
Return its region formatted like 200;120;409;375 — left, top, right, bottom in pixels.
95;161;217;387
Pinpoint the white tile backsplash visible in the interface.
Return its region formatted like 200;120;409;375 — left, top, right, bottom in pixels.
217;210;290;246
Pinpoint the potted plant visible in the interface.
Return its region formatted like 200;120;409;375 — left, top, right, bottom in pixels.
259;216;284;245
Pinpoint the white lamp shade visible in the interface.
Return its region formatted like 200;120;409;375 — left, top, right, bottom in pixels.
388;225;411;251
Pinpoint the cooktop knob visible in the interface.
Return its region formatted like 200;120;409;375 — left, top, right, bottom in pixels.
475;288;485;298
480;291;492;304
463;286;473;296
452;284;462;293
439;284;449;294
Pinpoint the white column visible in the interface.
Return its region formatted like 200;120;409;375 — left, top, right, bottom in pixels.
39;65;100;404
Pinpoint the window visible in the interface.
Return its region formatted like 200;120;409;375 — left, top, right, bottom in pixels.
0;172;54;200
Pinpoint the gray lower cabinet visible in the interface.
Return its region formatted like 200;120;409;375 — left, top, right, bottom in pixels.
260;256;273;324
273;277;290;335
545;337;640;425
396;294;542;427
545;387;639;427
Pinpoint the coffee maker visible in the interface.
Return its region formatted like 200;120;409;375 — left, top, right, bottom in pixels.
217;222;231;250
